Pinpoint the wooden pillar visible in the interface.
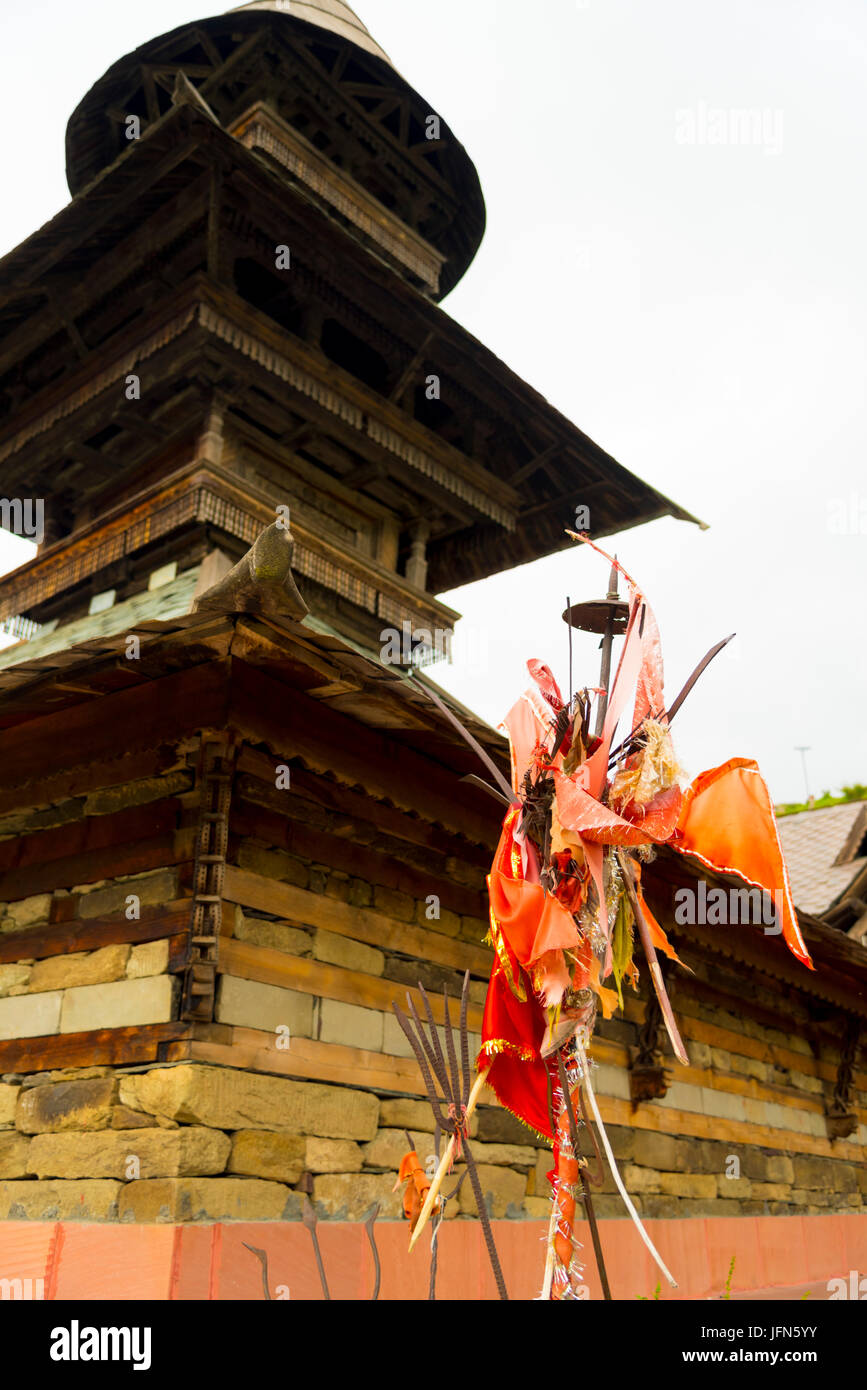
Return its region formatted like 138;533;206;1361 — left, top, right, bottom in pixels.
405;519;430;591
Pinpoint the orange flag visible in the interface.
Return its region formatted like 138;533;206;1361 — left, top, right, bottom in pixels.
671;758;813;970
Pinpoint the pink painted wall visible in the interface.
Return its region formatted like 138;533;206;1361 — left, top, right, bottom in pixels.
0;1216;864;1301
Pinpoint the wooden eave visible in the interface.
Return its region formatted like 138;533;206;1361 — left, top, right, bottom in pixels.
644;846;867;1019
0;604;508;847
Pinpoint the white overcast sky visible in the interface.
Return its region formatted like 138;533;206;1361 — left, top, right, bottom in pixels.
0;0;864;802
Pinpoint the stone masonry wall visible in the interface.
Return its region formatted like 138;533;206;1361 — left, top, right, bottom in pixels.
0;735;864;1223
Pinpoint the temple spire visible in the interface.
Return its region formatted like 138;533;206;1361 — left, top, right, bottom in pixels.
228;0;392;65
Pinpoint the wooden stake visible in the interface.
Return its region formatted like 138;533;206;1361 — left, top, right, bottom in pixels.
617;848;689;1066
538;1198;558;1300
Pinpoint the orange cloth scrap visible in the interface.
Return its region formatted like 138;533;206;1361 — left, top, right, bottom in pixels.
395;1150;435;1232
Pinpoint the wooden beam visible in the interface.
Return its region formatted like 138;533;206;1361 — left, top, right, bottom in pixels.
388;331;435;402
0;1023;189;1074
0;661;229;789
0;744;186;818
340;461;383;490
598;1093;865;1164
0;831;195;904
192;27;224;69
0;801;184;877
622;991;867;1093
207;163;223;280
677;921;867;1021
235;753;490;865
521;477;620;521
140;65;162;123
221;867;491;976
191;1027;425;1094
506;445;562;488
0;902;190;965
220;937;485;1029
150;63;214;84
199;29;265;97
227;660;498;846
231;795;486;918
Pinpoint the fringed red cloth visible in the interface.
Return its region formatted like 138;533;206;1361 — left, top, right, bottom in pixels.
479;961;553;1141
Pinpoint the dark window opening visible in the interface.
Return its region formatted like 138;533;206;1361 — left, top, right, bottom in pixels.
321;319;389;394
382;106;401;139
84;424;123;449
233;258;304;336
413;384;469;452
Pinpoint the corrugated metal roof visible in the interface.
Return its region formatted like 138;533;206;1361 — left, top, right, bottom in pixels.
777;800;867;915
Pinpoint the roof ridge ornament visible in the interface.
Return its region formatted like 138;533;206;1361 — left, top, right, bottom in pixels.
192;520;309;619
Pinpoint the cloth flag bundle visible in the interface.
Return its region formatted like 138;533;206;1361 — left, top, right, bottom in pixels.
471;544;812;1298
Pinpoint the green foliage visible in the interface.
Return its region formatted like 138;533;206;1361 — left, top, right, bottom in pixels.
777;784;867;816
636;1282;662;1300
723;1255;736;1299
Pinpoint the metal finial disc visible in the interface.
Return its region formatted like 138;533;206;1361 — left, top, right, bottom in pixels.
562;598;629;634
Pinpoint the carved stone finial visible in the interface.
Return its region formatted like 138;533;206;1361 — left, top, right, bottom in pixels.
192;521;309;619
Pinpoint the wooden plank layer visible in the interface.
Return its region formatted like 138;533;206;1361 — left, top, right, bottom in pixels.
599;1094;865;1164
644;861;867;1009
215;949;866;1126
671;971;815;1039
590;1034;860;1120
0;661;228;786
0;743;187;817
0;1023;189;1074
221;866;491;976
682;922;867;1017
227;659;498;846
219;937;484;1030
622;994;867;1094
0;799;182;873
193;1026;425;1093
231;796;486;918
0;901;190;964
0;829;197;902
240;755;491;866
188;1026;865;1162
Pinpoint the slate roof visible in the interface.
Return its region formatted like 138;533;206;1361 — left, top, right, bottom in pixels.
776;800;867;915
0;567;201;672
